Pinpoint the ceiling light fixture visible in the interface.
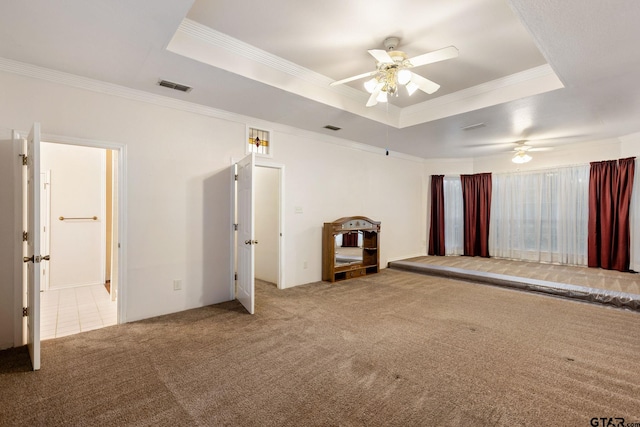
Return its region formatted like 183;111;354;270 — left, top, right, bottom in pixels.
330;37;458;107
363;50;423;105
512;151;532;164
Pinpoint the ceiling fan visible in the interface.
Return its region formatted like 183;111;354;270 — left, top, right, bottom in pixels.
510;140;553;164
330;37;458;107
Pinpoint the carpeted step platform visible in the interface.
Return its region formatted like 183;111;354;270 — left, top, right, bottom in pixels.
388;260;640;311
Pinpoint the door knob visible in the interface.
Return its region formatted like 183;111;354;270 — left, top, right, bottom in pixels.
23;255;34;263
42;255;50;261
244;240;259;245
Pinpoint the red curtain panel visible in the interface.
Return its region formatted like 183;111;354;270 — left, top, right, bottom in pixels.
588;157;635;271
428;175;445;256
461;173;492;257
342;231;359;247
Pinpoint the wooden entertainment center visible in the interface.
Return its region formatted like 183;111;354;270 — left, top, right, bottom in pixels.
322;216;381;282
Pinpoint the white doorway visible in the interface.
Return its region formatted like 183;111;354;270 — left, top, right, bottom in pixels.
37;138;124;339
254;164;283;288
232;157;285;314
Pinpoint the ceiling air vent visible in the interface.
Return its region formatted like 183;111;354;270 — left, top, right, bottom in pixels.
461;122;486;131
324;125;341;131
158;79;192;93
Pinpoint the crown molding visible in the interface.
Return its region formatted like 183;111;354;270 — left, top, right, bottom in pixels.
170;19;402;126
178;19;383;105
0;56;250;124
406;64;559;113
174;19;562;131
179;19;332;88
0;56;423;162
399;64;563;128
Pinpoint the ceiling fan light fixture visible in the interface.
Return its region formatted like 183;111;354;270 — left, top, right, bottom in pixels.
331;38;458;107
364;77;378;93
397;68;412;85
512;151;532;164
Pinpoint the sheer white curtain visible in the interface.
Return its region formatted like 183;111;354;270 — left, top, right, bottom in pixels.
443;176;463;255
489;165;589;265
631;158;640;271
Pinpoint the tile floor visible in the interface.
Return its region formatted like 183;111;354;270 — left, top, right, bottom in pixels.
40;284;117;340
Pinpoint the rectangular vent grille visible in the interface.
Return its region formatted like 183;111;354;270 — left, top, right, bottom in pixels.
158;79;192;93
324;125;341;131
461;122;486;131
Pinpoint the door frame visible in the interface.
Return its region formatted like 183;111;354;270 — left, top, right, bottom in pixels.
255;160;285;290
40;170;51;291
229;158;285;301
36;133;128;324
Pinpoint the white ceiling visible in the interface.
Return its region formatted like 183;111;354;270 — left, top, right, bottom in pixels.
1;0;640;160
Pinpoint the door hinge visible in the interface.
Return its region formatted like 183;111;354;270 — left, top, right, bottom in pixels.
234;174;238;181
22;231;28;242
234;273;238;280
19;154;27;165
22;307;28;317
233;223;238;231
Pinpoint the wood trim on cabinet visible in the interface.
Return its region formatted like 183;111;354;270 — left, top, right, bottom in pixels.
322;216;380;282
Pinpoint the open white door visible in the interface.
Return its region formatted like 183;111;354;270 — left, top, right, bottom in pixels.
24;123;42;370
110;151;119;302
236;153;255;314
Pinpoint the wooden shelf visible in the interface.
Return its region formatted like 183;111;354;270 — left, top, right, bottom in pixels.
322;216;381;283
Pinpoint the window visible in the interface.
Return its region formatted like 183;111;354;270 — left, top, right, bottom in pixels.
489;166;589;265
247;127;271;157
443;176;463;255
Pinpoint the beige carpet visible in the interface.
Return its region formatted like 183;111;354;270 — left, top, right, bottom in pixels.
405;255;640;295
1;271;640;426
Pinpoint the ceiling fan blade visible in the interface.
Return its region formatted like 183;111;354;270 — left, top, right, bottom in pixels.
366;85;383;107
512;146;532;152
368;49;394;64
410;73;440;94
408;46;459;68
330;70;377;86
528;147;554;152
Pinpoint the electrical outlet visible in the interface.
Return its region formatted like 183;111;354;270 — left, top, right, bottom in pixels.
173;279;182;291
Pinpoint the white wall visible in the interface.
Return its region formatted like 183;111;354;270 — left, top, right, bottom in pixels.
40;143;105;288
275;132;427;279
620;132;640;158
423;158;474;176
254;166;279;284
4;68;640;350
0;71;239;327
0;70;429;346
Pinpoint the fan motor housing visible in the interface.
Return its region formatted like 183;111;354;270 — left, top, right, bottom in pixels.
383;36;400;51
